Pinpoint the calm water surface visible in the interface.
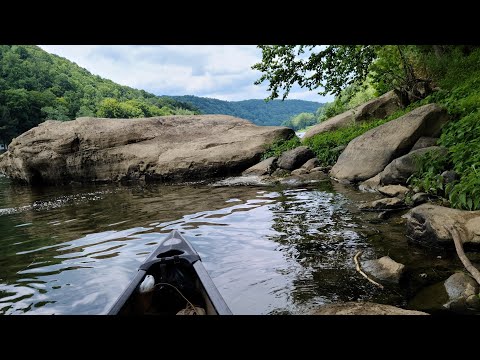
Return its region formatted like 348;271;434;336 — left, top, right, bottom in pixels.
0;175;454;315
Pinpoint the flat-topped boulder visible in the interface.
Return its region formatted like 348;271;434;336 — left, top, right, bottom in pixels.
0;115;294;185
330;104;449;182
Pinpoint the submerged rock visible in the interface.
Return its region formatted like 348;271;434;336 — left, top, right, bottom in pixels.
330;104;449;182
409;272;480;313
362;256;406;283
309;302;428;315
0;115;293;185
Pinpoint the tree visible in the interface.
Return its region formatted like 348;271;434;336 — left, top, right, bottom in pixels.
252;45;377;100
252;45;433;104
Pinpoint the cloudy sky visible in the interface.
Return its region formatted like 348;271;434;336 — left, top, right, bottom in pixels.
38;45;334;103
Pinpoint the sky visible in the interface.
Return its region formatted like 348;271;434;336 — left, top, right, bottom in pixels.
38;45;334;103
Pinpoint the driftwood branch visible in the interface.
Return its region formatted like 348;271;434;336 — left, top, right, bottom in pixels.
353;251;384;289
444;225;480;286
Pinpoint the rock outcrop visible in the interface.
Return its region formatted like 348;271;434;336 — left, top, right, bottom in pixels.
0;115;294;185
404;204;480;247
309;302;428;315
303;91;401;140
329;104;449;182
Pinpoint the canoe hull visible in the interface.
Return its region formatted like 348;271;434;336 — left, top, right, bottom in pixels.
108;230;232;315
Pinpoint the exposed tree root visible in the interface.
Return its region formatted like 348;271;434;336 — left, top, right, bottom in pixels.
353;251;384;289
444;225;480;286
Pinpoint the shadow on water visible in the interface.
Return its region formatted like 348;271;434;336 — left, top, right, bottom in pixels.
0;176;475;314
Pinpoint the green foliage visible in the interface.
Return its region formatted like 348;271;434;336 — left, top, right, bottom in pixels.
304;119;388;166
282;112;316;131
404;48;480;210
252;45;377;100
316;80;377;123
261;136;301;160
0;45;198;145
171;95;323;126
407;149;451;196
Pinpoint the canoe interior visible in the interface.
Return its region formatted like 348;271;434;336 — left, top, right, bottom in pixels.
107;230;233;315
116;258;218;315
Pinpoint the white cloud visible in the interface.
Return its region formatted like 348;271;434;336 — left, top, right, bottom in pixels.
38;45;332;103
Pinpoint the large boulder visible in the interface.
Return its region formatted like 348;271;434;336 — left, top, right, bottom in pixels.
379;146;447;185
404;204;480;247
0;115;294;185
362;256;406;283
303;91;401;140
329;104;449;182
277;146;314;171
309;302;428;315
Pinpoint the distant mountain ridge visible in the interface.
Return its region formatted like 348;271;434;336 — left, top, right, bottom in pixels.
170;95;324;126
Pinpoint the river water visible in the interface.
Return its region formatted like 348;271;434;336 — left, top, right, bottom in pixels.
0;175;463;315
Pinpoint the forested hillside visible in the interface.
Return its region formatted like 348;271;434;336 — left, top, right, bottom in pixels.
0;45;197;146
171;95;323;126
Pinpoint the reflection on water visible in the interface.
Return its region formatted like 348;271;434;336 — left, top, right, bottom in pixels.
0;176;455;315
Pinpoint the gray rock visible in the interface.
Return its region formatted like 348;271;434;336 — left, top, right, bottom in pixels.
309;302;428;315
379;146;447;185
303;91;401;140
309;166;325;173
0;115;294;185
330;104;449;182
271;168;291;178
411;136;438;151
441;170;458;185
291;168;309;176
411;192;429;205
277;146;314;171
378;185;409;197
358;174;381;192
300;157;320;171
359;197;404;211
404;204;480;247
242;156;277;176
362;256;406;283
444;272;479;311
